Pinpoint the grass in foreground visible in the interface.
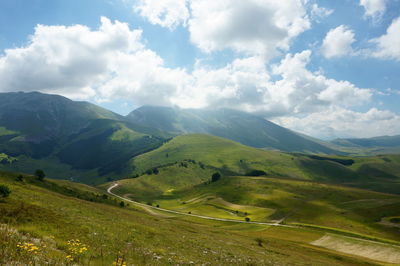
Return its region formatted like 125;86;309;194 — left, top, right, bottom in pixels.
0;171;385;265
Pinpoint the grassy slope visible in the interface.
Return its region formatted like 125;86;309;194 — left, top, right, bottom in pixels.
0;171;378;266
116;166;400;242
131;134;308;179
110;161;215;201
131;134;400;194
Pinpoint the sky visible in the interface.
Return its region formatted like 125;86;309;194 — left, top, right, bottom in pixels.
0;0;399;140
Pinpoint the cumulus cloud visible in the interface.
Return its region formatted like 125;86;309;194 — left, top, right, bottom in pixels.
369;17;400;61
188;0;310;58
267;50;372;116
273;106;400;139
359;0;386;19
172;56;270;109
134;0;189;29
133;0;310;58
0;17;143;99
321;25;356;58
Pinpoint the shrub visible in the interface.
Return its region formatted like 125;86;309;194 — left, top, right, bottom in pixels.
211;172;221;182
255;238;263;247
145;169;153;175
16;175;24;182
245;217;250;222
119;201;125;207
34;169;46;181
0;185;11;198
245;170;267;176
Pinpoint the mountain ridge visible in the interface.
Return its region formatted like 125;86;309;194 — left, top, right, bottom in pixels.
127;105;340;154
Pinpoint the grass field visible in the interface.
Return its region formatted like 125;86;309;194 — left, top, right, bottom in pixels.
115;164;400;243
1;170;396;265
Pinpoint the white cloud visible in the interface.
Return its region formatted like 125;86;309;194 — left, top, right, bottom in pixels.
321;25;355;58
273;106;400;139
370;17;400;61
310;4;333;22
0;17;143;99
98;49;190;106
267;50;372;115
188;0;310;58
359;0;386;19
134;0;189;29
172;56;270;109
133;0;310;58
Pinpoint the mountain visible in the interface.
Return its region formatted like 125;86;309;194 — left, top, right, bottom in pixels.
0;91;122;139
0;92;169;182
332;135;400;148
126;106;339;154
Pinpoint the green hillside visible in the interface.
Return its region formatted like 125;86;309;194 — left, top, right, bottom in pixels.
127;106;339;154
1;170;386;265
131;134;400;194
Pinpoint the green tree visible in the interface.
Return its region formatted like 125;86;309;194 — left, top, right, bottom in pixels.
119;201;125;207
211;172;221;182
0;185;11;198
35;169;46;181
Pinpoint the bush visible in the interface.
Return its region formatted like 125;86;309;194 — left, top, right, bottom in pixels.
34;169;46;181
211;172;221;182
245;170;267;176
119;201;125;207
0;185;11;198
245;217;250;222
145;169;153;175
255;238;263;247
16;175;24;182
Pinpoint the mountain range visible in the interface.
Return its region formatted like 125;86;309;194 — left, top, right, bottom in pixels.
1;91;399;183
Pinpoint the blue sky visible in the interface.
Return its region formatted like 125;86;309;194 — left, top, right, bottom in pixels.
0;0;399;139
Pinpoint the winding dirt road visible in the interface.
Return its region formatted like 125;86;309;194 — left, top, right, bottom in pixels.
107;183;292;227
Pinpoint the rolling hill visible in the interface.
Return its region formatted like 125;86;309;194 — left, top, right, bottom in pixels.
130;134;400;194
126;106;340;154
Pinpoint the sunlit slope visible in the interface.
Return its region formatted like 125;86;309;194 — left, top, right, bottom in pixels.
111;161;215;201
131;134;308;178
0;171;379;266
131;134;400;194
